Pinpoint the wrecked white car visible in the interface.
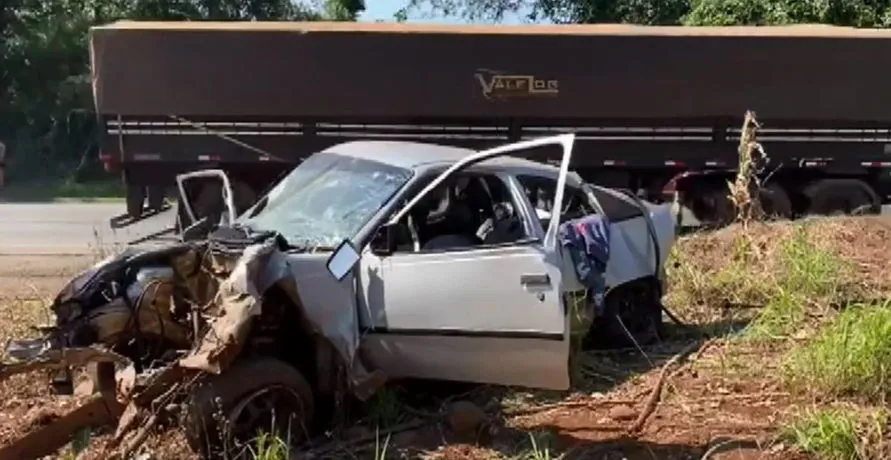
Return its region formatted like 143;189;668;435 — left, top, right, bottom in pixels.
0;134;675;458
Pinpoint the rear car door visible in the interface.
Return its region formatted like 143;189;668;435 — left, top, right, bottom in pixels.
357;134;576;390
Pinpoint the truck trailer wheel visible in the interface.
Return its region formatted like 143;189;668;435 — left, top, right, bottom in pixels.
689;188;735;228
125;185;145;219
193;180;258;225
146;186;166;212
759;183;792;220
184;358;315;459
804;179;880;216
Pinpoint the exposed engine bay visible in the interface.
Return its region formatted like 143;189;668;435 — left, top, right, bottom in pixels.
0;229;358;459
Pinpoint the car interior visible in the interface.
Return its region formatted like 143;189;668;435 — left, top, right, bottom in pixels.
388;172;616;254
391;172;530;252
515;175;598;230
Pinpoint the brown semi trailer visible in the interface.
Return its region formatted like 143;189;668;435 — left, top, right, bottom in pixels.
90;21;891;225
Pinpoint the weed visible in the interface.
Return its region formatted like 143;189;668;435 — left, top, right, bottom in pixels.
513;430;558;460
246;431;290;460
783;303;891;399
367;387;404;429
744;288;805;340
742;225;842;340
374;426;392;460
783;407;887;460
778;225;841;300
57;428;92;460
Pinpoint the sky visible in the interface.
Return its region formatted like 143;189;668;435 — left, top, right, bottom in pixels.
357;0;534;24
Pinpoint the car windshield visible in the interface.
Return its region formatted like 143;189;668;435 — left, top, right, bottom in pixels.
237;152;412;249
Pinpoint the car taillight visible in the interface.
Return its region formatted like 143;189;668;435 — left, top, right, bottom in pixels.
99;152;120;172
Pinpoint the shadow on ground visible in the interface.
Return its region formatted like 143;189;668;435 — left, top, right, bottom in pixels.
342;317;756;459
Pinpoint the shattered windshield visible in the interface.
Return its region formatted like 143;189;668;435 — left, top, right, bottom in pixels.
237;152;412;249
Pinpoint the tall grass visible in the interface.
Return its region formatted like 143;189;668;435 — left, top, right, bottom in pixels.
784;408;888;460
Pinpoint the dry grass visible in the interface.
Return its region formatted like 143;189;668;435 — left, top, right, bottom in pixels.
665;216;891;459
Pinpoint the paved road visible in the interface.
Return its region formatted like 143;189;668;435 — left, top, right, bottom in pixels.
0;203;175;255
2;202;889;256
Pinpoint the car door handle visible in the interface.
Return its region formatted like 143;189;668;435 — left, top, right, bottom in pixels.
520;273;551;287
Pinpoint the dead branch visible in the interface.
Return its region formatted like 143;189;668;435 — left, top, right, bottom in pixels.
119;413;158;459
690;391;790;403
0;347;130;382
625;340;700;435
669;337;717;380
0;394;124;460
728;110;766;227
504;398;642;417
700;436;762;460
302;420;424;458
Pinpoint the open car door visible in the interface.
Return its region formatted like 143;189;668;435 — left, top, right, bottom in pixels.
355;134;577;391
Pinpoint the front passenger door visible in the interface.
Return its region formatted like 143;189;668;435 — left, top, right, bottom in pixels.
357;134;577;391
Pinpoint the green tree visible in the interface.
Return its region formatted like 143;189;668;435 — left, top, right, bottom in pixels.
0;0;365;179
398;0;891;26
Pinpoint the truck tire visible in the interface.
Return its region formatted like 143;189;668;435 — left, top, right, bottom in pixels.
184;358;315;459
126;185;145;219
146;186;166;212
689;188;735;228
804;179;880;216
194;180;257;225
759;183;792;219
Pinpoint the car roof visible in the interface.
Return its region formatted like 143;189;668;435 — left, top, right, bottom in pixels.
321;140;564;173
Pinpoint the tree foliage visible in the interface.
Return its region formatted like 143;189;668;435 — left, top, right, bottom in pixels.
399;0;891;26
0;0;364;178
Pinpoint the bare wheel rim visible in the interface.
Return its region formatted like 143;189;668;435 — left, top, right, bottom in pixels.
224;385;309;456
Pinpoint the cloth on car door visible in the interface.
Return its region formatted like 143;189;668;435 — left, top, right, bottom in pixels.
559;214;611;315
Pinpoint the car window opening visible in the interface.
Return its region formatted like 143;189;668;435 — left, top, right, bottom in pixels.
391;173;530;253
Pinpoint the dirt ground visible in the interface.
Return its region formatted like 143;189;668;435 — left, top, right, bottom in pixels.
2;217;890;459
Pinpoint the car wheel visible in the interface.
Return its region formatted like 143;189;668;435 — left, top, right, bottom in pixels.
184;358;315;459
585;279;664;349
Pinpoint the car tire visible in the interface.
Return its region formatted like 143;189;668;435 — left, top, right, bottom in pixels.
585;278;664;349
184;358;315;459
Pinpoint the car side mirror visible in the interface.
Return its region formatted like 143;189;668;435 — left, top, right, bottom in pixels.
326;239;360;281
370;224;395;256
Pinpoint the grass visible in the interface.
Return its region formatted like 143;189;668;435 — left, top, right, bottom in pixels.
783;302;891;399
514;431;558;460
366;387;406;429
784;407;888;460
664;217;891;459
246;432;292;460
0;177;125;203
744;226;843;340
0;299;52;345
